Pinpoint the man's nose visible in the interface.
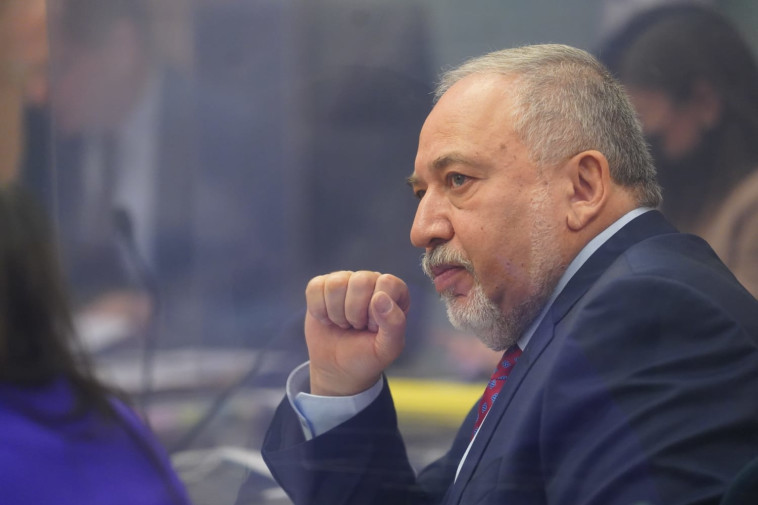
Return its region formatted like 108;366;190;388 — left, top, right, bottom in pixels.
410;191;453;249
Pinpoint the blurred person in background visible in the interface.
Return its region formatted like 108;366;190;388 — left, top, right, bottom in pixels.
0;187;192;503
47;0;179;333
600;4;758;296
45;0;280;353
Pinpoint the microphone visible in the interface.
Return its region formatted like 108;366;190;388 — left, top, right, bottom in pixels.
111;207;133;242
112;207;161;422
112;207;159;297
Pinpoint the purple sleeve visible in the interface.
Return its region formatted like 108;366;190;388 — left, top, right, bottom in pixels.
109;399;193;505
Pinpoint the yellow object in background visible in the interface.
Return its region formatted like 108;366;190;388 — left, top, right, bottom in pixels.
387;377;483;428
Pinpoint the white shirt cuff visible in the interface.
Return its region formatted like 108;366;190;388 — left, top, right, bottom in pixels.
285;361;384;440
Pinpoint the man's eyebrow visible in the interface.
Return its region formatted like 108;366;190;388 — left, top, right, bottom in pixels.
407;153;475;187
432;153;473;171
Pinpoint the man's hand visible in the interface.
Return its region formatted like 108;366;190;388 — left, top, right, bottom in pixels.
304;271;410;396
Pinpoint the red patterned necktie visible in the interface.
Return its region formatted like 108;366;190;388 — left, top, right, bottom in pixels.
472;345;523;438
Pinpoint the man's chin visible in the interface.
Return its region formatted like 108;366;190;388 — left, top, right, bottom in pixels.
442;293;531;352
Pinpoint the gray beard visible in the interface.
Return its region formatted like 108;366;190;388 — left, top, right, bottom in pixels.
422;244;554;351
442;278;550;351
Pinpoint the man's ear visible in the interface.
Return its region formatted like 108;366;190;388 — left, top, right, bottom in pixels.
564;150;610;231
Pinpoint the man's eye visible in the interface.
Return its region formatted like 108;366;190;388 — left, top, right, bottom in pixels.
414;189;426;199
448;173;468;188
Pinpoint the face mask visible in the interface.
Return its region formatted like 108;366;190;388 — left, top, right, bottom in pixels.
646;128;720;229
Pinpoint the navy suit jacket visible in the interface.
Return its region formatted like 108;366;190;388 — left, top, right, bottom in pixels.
250;211;758;505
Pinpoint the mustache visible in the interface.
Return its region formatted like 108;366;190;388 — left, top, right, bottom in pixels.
421;244;475;279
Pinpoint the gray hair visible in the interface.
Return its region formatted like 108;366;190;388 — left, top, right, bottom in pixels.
436;44;662;207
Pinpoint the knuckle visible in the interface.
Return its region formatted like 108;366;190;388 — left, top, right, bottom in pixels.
349;271;377;292
324;271;351;292
305;275;324;295
377;273;405;291
376;274;410;311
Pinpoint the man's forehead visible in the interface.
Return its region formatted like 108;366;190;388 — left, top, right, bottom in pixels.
436;72;519;108
424;76;518;137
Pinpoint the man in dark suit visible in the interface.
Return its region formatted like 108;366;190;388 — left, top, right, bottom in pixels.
241;44;758;505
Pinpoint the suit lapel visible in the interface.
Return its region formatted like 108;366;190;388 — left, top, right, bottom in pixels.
444;314;556;505
443;210;678;503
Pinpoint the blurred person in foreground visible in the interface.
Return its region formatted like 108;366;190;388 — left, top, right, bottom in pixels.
601;4;758;297
0;184;191;504
238;44;758;505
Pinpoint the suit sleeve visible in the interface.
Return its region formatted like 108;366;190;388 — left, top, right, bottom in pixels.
254;379;460;505
540;273;758;505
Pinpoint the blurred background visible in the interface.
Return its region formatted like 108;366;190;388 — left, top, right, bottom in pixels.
2;0;757;503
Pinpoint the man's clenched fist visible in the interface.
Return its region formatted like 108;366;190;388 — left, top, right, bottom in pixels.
304;271;410;396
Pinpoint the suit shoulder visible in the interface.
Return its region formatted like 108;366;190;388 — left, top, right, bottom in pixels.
612;232;753;301
622;232;725;276
580;233;758;345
